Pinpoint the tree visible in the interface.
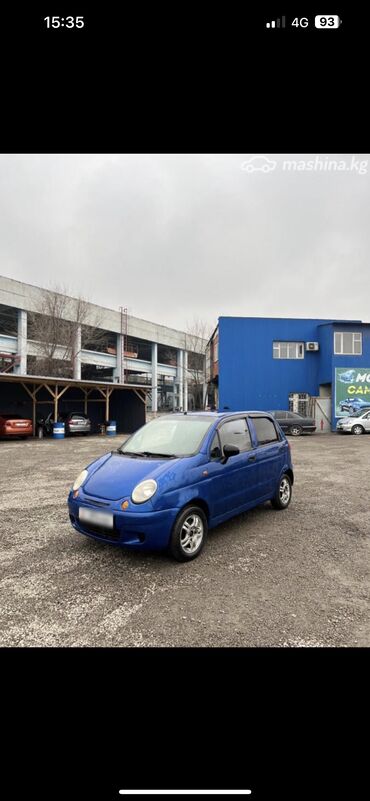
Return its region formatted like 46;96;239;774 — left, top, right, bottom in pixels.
185;316;214;409
27;284;108;378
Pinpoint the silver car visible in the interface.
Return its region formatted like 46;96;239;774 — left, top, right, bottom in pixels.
336;409;370;435
59;412;92;435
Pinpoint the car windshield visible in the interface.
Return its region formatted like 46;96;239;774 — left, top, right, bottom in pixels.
120;416;214;457
349;409;368;417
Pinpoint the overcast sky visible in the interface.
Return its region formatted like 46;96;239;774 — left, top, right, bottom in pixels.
0;153;369;332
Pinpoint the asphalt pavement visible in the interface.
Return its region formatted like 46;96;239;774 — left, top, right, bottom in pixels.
0;432;369;646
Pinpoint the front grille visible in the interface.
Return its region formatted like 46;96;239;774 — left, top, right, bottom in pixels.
82;498;111;508
83;523;120;540
70;514;120;541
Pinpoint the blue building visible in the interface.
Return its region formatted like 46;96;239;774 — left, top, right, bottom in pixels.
205;317;370;430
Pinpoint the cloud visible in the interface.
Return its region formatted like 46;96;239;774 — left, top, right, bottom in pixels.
0;153;369;330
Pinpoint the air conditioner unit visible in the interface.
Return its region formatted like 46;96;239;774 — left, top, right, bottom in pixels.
306;341;319;351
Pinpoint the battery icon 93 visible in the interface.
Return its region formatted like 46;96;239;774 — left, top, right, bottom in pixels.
315;15;342;28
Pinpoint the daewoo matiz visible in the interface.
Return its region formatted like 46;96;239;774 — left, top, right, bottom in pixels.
68;412;294;561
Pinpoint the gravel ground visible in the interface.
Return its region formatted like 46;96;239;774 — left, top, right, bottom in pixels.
0;432;369;647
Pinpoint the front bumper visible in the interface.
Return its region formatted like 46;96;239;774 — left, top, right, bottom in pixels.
68;493;179;550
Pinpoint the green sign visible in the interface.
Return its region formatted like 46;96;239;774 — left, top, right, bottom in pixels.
335;367;370;416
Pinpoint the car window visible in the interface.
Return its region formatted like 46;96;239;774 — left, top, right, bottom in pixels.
218;418;252;453
209;432;222;459
121;416;214;457
276;412;287;419
252;416;279;445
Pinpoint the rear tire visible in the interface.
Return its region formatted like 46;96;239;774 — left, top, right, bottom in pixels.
169;505;207;562
289;425;302;436
271;474;292;510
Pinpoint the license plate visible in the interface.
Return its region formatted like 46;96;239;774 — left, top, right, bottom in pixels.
16;422;27;427
79;507;114;529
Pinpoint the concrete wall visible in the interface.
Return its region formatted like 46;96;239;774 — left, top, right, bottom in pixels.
0;275;205;351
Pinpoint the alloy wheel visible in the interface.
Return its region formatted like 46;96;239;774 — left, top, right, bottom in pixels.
180;514;204;554
279;477;291;505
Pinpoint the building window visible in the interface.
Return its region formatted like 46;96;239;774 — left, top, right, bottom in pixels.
213;340;219;361
334;332;362;355
273;342;304;359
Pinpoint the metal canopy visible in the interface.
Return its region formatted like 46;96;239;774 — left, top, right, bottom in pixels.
0;373;149;434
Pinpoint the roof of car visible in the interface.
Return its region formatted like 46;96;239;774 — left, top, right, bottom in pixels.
166;411;275;419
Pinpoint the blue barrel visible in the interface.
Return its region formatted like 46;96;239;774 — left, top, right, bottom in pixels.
53;421;65;439
106;420;117;436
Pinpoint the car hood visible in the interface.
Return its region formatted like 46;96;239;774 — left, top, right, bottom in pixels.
83;451;179;501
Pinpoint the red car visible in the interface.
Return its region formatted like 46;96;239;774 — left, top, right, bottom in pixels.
0;414;33;438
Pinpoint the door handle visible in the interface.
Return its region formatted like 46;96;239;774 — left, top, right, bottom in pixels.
247;454;256;462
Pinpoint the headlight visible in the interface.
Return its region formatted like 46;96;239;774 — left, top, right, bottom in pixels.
72;469;88;491
131;479;157;504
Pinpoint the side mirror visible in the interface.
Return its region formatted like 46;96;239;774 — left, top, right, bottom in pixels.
222;443;240;463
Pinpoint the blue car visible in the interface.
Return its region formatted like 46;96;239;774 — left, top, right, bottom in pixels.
339;397;370;413
338;370;356;384
68;412;294;561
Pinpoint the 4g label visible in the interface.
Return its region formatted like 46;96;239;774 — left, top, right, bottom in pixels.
291;17;309;27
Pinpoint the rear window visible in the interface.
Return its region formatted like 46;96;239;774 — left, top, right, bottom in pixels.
252;417;279;445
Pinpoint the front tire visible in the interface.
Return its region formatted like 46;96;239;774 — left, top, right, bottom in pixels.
271;474;292;510
169;505;207;562
352;424;364;435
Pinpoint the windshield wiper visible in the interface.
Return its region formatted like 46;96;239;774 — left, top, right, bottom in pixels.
119;450;176;458
114;449;146;457
136;451;176;458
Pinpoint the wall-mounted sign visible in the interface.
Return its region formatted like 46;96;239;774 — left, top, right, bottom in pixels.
335;367;370;416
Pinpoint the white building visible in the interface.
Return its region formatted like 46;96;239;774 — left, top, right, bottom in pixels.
0;275;206;413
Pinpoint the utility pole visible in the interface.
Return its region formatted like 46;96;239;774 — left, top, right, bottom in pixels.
119;306;128;383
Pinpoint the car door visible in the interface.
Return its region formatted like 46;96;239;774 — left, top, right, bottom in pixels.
248;415;286;498
286;412;298;426
361;411;370;431
275;411;288;431
205;417;260;519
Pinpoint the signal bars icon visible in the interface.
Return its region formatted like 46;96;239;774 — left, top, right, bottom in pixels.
266;16;286;28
